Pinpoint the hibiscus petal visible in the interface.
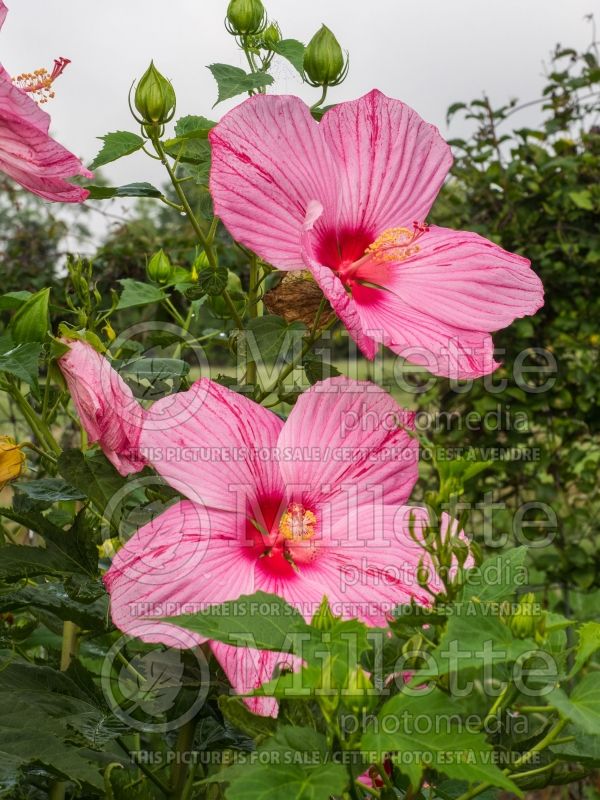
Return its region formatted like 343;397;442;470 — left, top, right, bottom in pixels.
139;378;284;511
301;201;378;359
209;94;338;270
277;376;418;509
104;500;253;647
352;225;544;378
0;68;91;202
59;340;146;476
322;505;469;624
320;89;452;234
211;641;297;717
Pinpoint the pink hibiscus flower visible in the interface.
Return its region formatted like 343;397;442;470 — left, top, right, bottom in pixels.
58;340;147;476
0;1;91;202
103;375;461;715
209;90;544;378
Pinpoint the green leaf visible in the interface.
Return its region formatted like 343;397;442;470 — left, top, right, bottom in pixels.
208;63;274;105
362;689;521;793
0;582;107;629
461;546;529;603
163;591;311;651
13;478;86;505
548;673;600;734
175;115;217;137
414;606;537;679
0;342;40;386
163;115;215;164
0;291;31;311
57;449;127;517
9;287;49;344
89;131;144;170
569;189;594;210
303;357;341;385
197;264;229;297
245;315;306;363
220;727;348;800
86;182;162;200
116;278;166;309
568;622;600;678
271;39;306;76
551;726;600;765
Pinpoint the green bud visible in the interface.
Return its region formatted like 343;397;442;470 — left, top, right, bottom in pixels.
226;0;266;36
509;592;539;639
303;25;347;87
262;21;281;49
10;287;50;344
343;667;376;714
311;597;336;631
416;557;432;590
134;62;176;125
146;250;174;284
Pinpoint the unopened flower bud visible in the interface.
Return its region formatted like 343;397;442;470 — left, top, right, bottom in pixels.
147;249;174;284
343;667;376;714
416;557;432;590
303;25;347;87
192;250;210;282
510;592;538;639
311;596;336;631
134;62;176;125
103;321;116;342
262;22;281;49
226;0;266;36
0;437;25;489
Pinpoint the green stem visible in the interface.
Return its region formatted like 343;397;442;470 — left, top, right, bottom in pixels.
509;718;568;771
246;255;261;387
480;681;513;729
453;718;569;800
116;737;171;796
151;137;244;329
169;719;197;799
512;758;560;782
162;297;187;328
256;310;336;402
8;383;60;456
20;441;57;464
49;621;80;798
310;85;329;110
59;621;79;671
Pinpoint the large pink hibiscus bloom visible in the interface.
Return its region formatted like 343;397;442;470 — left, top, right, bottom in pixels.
209;90;544;378
104;375;458;715
0;1;91;201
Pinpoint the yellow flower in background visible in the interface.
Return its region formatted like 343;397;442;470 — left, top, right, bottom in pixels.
0;437;25;489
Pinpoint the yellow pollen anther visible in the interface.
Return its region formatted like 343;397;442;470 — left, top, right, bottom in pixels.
279;503;317;541
365;222;428;264
13;57;70;105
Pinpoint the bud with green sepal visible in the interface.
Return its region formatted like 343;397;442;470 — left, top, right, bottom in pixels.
262;21;281;50
133;62;176;132
146;249;174;284
225;0;266;37
311;596;336;631
509;592;540;639
304;25;348;89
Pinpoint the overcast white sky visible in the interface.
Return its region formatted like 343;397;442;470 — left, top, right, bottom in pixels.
1;0;596;240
